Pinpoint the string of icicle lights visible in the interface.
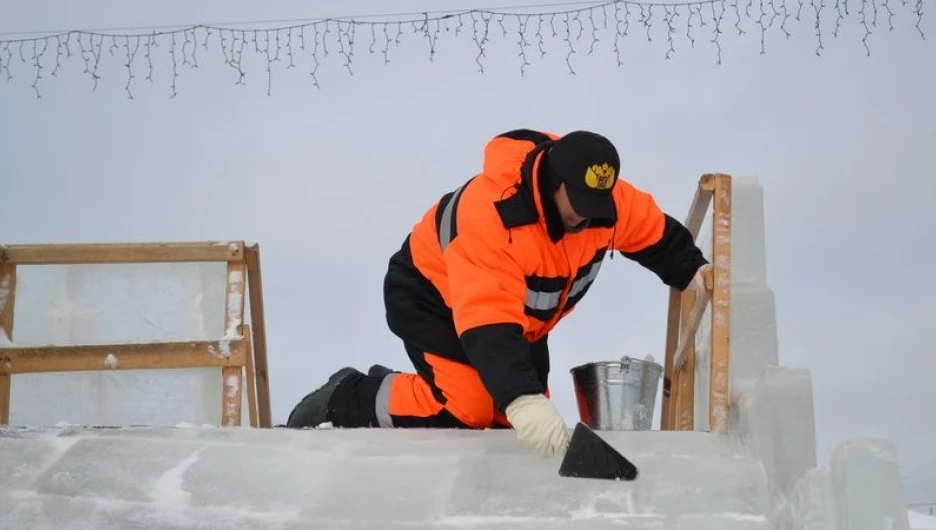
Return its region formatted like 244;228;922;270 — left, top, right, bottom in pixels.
0;0;926;99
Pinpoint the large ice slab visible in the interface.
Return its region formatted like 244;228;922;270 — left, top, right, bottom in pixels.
776;468;839;529
738;366;818;505
0;424;770;529
3;262;250;427
829;439;911;530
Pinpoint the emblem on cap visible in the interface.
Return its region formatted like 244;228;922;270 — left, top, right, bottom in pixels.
585;163;616;190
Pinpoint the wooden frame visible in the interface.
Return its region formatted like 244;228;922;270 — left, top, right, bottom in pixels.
0;241;272;429
660;174;732;434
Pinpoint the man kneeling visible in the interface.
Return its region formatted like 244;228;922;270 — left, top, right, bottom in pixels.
285;129;709;458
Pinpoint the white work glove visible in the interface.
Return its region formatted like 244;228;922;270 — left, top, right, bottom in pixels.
505;393;571;457
687;263;712;294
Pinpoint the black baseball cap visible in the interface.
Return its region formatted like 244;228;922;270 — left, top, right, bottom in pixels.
544;130;620;219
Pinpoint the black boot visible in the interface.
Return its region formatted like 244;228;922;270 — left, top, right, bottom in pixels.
285;367;361;428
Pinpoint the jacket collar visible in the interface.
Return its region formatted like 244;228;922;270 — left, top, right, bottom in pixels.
493;132;616;243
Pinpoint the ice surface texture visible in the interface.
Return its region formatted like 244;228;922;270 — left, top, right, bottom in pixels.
0;425;771;530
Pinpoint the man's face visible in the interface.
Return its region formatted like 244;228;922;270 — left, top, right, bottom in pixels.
553;184;589;233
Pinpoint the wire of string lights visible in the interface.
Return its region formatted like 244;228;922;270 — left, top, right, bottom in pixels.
0;0;926;99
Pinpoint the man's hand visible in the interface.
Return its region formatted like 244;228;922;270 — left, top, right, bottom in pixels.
687;263;713;295
505;393;571;457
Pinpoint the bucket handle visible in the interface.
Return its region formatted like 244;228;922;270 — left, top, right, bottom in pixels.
619;356;631;374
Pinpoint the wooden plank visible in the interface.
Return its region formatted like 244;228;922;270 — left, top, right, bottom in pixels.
673;265;714;370
660;286;682;430
242;324;258;428
0;264;15;425
684;174;715;238
0;241;245;265
0;375;8;425
0;339;248;374
246;244;272;428
221;261;247;427
662;174;714;431
675;288;696;430
709;174;732;435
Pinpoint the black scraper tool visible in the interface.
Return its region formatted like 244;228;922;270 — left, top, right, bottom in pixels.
558;422;639;481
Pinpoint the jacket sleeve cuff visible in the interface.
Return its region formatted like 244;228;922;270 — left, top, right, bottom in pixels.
459;323;545;412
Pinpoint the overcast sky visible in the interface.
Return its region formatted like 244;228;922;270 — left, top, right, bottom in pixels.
1;0;934;507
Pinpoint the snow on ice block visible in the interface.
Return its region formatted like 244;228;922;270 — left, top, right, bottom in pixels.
0;425;771;529
672;514;774;529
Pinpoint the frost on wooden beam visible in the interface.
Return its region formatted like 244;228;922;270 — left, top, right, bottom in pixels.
0;339;248;374
0;241;246;265
708;174;732;435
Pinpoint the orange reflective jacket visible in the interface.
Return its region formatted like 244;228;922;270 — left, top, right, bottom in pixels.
383;129;706;411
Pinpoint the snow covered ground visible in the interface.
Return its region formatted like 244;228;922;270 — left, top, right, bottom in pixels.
910;511;936;530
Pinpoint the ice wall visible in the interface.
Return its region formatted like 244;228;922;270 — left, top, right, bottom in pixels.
0;424;775;530
3;262;250;427
690;176;912;529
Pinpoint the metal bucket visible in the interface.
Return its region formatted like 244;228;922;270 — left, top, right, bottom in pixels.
570;356;664;431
